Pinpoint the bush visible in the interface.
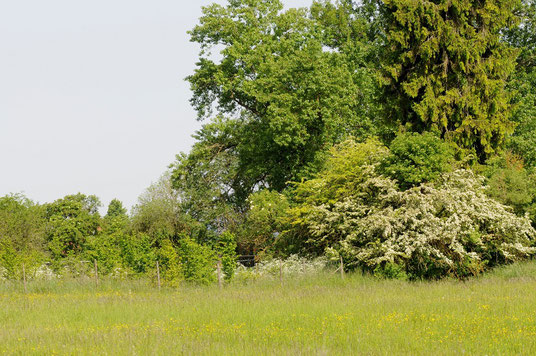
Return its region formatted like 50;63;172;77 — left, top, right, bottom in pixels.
237;190;290;255
84;233;123;275
380;132;455;190
374;262;407;280
233;255;328;284
285;138;389;254
288;139;536;279
177;237;216;285
483;152;536;221
211;231;237;281
339;170;536;279
157;239;183;287
119;233;157;274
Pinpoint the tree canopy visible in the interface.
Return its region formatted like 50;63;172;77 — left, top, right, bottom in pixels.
380;0;520;160
178;0;379;205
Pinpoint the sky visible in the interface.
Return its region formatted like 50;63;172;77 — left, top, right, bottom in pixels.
0;0;312;212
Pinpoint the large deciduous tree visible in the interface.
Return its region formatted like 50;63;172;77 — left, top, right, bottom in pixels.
380;0;520;160
175;0;378;209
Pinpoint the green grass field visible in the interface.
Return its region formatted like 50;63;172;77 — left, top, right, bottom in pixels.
2;263;536;355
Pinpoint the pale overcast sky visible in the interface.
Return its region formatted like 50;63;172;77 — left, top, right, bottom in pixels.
0;0;312;212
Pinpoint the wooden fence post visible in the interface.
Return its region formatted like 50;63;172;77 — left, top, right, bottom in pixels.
156;261;161;291
217;258;223;289
22;264;27;294
279;260;283;286
94;259;99;287
340;256;345;280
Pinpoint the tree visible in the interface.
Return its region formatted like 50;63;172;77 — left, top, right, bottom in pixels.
106;199;127;219
179;0;378;205
236;190;290;255
504;0;536;166
380;0;520;160
43;193;102;261
170;119;245;234
131;172;192;242
0;194;45;278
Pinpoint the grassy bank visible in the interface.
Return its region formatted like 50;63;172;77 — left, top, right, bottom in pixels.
2;263;536;355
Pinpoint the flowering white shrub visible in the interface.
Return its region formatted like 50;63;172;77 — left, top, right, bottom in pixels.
299;169;536;279
233;255;328;283
34;264;57;280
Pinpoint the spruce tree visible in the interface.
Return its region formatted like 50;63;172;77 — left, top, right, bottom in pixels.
380;0;520;160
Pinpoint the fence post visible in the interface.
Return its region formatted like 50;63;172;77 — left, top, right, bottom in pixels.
22;264;27;294
217;258;223;289
94;259;99;287
156;261;161;291
340;256;345;280
279;260;283;286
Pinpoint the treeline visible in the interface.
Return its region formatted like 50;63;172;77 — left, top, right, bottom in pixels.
0;185;236;285
3;0;536;282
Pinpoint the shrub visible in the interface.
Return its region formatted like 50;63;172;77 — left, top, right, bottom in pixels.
483;152;536;221
84;233;123;275
338;170;536;279
285;138;389;254
211;231;237;281
119;233;157;274
0;239;45;280
288;138;536;279
157;239;183;287
380;132;455;190
177;237;216;285
233;255;328;284
237;190;290;255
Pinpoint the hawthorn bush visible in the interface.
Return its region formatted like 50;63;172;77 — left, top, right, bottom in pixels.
287;139;536;279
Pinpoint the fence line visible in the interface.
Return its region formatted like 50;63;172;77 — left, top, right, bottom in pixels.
2;255;344;291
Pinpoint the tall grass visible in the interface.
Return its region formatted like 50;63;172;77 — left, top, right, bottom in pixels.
1;263;536;355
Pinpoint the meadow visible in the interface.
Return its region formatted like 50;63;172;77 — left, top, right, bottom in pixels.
2;263;536;355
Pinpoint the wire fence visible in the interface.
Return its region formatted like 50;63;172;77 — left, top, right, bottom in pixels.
1;255;344;292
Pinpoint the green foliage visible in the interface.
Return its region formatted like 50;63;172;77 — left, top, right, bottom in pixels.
507;68;536;166
106;199;127;219
286;138;389;254
373;262;407;281
288;139;535;279
157;239;183;287
119;233;157;275
170;121;243;233
84;233;123;275
211;231;237;281
504;0;536;166
483;153;536;220
380;0;520;159
177;237;216;285
0;194;45;253
0;194;46;278
131;173;192;241
292;138;389;205
237;190;289;254
178;0;379;206
380;132;455;190
43;194;102;262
